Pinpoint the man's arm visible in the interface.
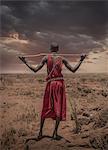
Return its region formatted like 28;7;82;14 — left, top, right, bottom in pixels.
19;56;47;73
62;55;86;73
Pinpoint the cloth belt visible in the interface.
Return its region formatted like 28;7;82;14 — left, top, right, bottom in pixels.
47;77;64;83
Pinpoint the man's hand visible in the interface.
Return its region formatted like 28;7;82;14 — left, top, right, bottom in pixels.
80;54;86;62
18;56;26;64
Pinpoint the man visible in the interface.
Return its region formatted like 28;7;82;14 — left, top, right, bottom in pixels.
19;42;86;140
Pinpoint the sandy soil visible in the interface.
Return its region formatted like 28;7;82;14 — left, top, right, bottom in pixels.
0;73;108;150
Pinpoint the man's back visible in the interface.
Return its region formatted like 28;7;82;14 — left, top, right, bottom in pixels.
46;54;63;80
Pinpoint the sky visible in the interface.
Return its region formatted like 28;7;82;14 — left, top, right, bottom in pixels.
0;0;108;73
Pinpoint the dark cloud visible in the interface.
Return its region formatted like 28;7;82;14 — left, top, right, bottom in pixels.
1;0;108;73
1;5;21;35
1;0;108;40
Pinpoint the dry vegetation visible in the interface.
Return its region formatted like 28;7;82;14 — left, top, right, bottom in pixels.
0;73;108;150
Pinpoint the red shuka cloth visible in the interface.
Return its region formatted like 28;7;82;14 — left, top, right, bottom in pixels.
41;55;66;121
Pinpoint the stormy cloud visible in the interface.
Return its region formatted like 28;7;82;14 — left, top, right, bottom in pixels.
0;0;108;73
1;0;108;40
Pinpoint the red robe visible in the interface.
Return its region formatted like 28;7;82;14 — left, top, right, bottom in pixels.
41;55;66;121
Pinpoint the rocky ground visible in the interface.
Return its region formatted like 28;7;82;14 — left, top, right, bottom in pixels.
0;73;108;150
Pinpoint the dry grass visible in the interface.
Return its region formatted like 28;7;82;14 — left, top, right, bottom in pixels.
0;73;108;150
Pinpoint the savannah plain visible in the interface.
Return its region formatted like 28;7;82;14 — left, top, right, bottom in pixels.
0;73;108;150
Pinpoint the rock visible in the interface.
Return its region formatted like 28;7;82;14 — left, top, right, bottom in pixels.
18;128;27;137
92;107;101;111
101;90;108;97
93;109;108;129
83;112;90;117
78;116;91;125
81;134;89;139
89;134;108;149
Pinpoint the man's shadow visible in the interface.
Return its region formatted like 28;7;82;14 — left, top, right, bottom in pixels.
24;135;71;150
25;134;69;143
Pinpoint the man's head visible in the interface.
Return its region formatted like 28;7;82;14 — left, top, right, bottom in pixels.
50;42;59;52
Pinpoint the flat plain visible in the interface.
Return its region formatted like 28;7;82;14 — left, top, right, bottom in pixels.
0;73;108;150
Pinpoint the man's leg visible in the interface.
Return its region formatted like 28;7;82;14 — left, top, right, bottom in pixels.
38;118;45;139
52;117;61;139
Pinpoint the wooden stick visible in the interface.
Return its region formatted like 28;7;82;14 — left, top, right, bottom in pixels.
72;98;81;133
68;93;81;134
23;53;86;58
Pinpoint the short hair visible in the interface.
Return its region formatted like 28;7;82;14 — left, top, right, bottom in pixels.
50;42;59;52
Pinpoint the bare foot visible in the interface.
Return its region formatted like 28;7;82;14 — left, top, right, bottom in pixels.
52;134;62;140
36;132;43;141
